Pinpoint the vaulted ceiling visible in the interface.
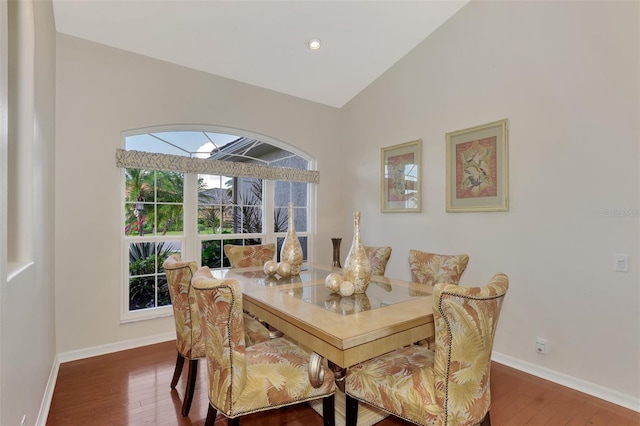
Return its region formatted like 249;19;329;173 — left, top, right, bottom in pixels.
52;0;469;108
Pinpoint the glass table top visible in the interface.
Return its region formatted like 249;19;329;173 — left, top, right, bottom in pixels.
228;264;330;286
231;265;430;316
284;279;430;316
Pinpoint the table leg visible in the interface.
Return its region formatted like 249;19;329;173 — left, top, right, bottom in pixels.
328;360;346;392
309;359;388;426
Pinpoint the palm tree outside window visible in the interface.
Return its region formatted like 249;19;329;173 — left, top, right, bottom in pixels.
121;128;313;322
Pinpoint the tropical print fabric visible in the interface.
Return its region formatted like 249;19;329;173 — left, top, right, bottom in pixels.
224;243;276;268
192;266;270;349
408;251;469;348
409;250;470;286
364;246;392;276
242;312;271;346
163;256;268;360
163;255;202;359
191;273;336;418
346;273;509;426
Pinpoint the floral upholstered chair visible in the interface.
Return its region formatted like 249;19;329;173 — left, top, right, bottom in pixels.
224;243;276;268
191;267;336;426
223;243;282;336
408;249;470;286
364;245;392;276
409;250;470;348
345;273;509;426
162;255;270;417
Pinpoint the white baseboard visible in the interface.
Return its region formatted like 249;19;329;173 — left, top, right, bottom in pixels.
36;338;638;426
57;332;175;363
36;354;60;426
37;332;175;426
492;351;640;413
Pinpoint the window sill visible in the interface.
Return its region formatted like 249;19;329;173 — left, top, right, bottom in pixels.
120;306;173;324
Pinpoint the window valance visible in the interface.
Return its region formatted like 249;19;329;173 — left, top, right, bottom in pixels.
116;149;319;184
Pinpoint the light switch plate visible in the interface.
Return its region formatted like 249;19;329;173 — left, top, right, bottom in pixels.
614;254;629;272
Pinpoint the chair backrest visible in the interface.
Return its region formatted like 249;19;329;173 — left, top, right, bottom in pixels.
163;254;202;359
408;249;469;286
364;246;392;276
224;243;276;268
432;273;509;425
192;267;247;413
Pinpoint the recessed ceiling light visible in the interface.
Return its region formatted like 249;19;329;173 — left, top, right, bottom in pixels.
308;38;321;50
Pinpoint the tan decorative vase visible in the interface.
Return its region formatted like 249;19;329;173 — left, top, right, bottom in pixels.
280;202;304;275
343;211;371;293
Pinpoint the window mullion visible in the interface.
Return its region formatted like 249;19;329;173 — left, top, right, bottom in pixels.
264;179;275;244
184;173;199;265
307;179;315;262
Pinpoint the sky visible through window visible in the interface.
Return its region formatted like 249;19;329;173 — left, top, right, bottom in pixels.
125;131;240;188
125;131;239;158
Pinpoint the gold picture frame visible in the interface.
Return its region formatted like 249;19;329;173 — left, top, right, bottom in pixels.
381;139;421;213
446;119;509;212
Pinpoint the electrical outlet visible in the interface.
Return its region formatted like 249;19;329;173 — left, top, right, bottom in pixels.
535;338;547;354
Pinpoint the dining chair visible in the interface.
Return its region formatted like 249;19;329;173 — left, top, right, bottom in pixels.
224;242;285;337
191;266;337;426
364;245;392;276
162;254;270;417
408;249;470;286
409;250;470;348
223;243;276;268
345;273;509;426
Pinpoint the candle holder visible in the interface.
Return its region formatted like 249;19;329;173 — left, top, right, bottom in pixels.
331;237;342;268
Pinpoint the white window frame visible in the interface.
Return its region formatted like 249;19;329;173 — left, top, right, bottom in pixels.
120;125;316;323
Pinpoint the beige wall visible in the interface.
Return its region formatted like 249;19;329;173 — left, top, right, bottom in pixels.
55;34;344;354
341;0;639;402
0;1;630;424
0;0;57;425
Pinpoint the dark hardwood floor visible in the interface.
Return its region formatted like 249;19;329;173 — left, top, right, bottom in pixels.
46;341;639;426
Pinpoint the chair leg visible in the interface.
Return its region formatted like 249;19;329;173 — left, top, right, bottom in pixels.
322;394;335;426
170;352;185;389
181;359;198;416
480;411;491;426
227;417;240;426
204;405;217;426
345;394;359;426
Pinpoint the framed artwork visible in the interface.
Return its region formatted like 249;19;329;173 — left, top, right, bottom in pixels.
446;119;509;212
381;139;421;213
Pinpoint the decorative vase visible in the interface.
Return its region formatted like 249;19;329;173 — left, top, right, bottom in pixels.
280;203;303;275
331;237;342;268
343;211;371;294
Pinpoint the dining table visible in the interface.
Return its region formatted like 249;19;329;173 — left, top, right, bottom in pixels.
212;263;435;426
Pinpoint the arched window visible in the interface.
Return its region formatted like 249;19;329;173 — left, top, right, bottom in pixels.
120;126;316;321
